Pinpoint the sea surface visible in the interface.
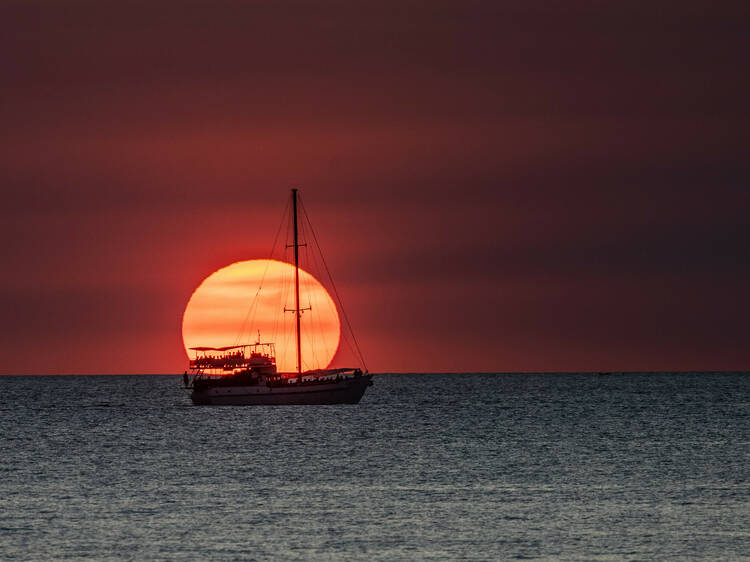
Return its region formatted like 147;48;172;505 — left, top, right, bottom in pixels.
1;373;749;560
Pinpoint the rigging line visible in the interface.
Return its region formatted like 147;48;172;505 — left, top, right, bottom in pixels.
298;225;327;368
281;234;296;372
302;203;357;365
304;225;340;366
298;210;319;303
298;194;369;372
233;198;290;347
297;212;316;371
311;278;329;365
236;200;289;346
270;247;285;349
304;313;315;371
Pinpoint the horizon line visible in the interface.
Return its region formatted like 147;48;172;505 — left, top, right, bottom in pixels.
1;370;748;376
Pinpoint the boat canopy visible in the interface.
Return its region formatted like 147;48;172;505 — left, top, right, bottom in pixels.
189;345;247;351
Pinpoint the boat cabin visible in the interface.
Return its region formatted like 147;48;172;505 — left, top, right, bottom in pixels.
188;343;277;375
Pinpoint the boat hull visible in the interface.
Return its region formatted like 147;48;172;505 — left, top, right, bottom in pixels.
190;375;372;406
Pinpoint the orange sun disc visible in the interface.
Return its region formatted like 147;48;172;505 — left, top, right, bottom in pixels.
182;259;341;373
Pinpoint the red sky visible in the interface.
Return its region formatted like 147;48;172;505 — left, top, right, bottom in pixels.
1;1;749;373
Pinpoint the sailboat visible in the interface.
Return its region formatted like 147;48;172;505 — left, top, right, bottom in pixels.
184;189;373;405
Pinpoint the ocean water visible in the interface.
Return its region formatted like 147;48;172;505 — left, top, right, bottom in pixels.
1;373;749;560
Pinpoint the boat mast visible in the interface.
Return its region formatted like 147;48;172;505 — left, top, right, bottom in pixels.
292;188;302;378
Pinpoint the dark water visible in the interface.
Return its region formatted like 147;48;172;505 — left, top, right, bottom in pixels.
1;373;749;560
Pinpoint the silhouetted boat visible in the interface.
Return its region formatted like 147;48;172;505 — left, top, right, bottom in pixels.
183;189;372;405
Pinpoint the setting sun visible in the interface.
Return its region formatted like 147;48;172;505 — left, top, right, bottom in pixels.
182;259;341;373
